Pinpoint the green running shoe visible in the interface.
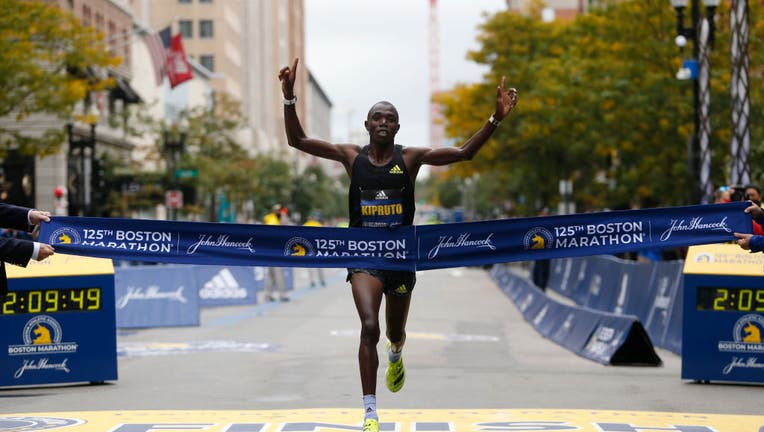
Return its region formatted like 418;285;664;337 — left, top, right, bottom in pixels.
363;418;379;432
385;341;405;392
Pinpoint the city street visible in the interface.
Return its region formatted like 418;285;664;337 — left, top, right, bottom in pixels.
1;266;763;431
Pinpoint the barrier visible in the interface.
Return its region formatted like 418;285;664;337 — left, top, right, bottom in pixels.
195;265;263;306
114;265;200;328
549;256;684;354
491;265;662;366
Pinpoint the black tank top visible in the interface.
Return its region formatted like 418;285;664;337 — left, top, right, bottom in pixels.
349;145;415;228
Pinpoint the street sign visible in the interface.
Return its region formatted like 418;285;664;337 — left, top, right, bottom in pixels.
175;169;198;179
165;190;183;209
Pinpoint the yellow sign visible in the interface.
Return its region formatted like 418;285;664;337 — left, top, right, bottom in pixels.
6;253;114;279
684;243;764;276
1;409;762;432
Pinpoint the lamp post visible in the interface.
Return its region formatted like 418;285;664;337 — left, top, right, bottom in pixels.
66;111;98;216
671;0;719;204
163;119;187;220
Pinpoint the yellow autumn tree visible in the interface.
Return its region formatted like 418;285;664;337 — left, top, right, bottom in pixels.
0;0;116;156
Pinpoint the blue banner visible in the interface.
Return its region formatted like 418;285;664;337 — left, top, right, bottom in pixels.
416;202;751;270
40;202;750;270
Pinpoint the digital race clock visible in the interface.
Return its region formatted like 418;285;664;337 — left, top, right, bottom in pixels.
1;287;101;315
696;287;764;312
0;253;116;387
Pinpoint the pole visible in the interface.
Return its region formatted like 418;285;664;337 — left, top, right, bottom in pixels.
690;0;701;204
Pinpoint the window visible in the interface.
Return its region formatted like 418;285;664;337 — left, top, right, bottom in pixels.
179;20;193;38
199;20;214;38
178;0;191;4
200;0;213;3
200;55;214;72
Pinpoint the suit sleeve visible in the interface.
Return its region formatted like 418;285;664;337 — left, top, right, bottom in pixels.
0;203;32;232
0;237;34;267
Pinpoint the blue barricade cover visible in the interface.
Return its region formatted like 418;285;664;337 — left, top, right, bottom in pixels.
114;265;200;328
582;256;622;312
661;280;684;354
643;260;684;354
195;265;262;306
40;202;750;271
491;266;661;366
615;259;655;321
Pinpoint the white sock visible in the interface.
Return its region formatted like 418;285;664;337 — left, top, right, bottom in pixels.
363;394;378;421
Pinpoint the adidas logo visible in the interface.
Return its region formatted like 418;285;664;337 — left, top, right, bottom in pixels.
375;190;388;200
395;284;408;294
389;164;403;174
199;268;248;299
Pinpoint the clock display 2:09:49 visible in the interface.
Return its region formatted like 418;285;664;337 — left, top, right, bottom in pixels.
1;287;101;315
697;286;764;312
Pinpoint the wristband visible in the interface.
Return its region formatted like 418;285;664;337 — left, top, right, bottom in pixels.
488;114;501;127
283;95;297;106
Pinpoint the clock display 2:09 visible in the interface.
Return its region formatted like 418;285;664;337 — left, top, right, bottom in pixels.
1;288;101;315
697;286;764;312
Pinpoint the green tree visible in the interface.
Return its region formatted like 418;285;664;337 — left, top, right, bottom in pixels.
437;0;762;215
0;0;115;156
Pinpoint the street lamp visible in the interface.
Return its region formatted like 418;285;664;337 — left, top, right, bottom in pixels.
163;119;188;220
66;107;98;216
671;0;719;204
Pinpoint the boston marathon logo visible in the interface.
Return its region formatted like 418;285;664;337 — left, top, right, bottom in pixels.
48;227;81;245
719;314;764;374
284;237;316;256
529;222;646;249
523;227;554;250
0;416;83;431
7;315;76;379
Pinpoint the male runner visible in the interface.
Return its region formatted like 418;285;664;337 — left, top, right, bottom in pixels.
279;57;517;432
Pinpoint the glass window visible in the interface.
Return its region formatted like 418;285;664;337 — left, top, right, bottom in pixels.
200;0;212;3
200;55;214;72
179;20;193;38
178;0;191;4
199;20;214;38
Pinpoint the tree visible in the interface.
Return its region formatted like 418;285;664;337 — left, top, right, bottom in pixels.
437;0;762;215
0;0;115;156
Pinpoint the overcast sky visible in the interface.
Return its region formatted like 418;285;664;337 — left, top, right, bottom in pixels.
304;0;506;146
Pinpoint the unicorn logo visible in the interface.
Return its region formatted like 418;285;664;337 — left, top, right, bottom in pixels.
57;233;72;244
290;244;306;256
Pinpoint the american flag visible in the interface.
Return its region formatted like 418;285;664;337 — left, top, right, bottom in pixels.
143;26;172;86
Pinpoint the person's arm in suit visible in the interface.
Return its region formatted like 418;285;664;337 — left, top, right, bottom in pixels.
0;203;54;265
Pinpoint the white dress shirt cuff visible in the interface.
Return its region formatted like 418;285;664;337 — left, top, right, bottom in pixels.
32;242;40;261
